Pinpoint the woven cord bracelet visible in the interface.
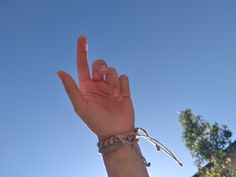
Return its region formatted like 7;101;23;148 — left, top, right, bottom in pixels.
97;127;183;167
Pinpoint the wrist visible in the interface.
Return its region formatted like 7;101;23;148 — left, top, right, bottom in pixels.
97;129;137;154
102;143;137;160
102;143;149;177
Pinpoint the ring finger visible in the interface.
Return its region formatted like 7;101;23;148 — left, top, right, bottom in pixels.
105;67;120;97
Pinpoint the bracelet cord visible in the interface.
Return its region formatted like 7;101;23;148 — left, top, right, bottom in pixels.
98;127;183;167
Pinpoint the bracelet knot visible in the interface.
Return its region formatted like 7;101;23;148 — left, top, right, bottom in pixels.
97;127;183;167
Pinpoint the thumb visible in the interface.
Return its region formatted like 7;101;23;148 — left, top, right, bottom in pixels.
57;70;87;117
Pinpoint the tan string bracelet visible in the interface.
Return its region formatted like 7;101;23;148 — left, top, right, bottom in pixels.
97;127;183;167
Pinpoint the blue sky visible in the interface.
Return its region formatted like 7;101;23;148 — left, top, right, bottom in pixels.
0;0;236;176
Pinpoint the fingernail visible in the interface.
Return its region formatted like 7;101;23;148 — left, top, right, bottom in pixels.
100;65;108;72
78;36;88;52
79;35;87;43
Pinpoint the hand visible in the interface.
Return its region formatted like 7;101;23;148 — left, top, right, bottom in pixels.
57;36;135;140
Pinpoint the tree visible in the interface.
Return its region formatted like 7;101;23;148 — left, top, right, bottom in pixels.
179;109;236;177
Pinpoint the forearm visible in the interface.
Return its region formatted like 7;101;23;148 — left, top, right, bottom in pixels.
102;144;149;177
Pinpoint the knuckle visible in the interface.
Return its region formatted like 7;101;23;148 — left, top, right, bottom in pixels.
108;67;117;74
78;60;88;67
93;59;106;66
92;59;108;71
120;74;128;80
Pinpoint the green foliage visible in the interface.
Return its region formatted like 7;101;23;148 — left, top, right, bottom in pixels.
179;109;236;177
199;158;236;177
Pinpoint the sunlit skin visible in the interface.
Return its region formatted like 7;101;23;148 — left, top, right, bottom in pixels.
57;36;134;140
57;36;149;177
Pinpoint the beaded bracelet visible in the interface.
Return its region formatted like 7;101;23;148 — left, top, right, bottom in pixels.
97;127;183;167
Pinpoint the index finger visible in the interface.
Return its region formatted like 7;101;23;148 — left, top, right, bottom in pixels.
77;36;91;83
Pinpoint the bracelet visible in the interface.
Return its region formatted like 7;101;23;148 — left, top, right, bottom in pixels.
97;129;138;153
97;127;183;167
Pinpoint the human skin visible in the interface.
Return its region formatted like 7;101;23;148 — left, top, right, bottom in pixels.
57;36;149;177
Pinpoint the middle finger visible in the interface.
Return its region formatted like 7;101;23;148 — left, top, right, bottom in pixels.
92;59;108;81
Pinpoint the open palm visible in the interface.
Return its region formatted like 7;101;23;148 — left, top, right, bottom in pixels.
58;36;134;140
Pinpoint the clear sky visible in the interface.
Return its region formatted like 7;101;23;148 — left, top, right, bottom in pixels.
1;0;236;177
